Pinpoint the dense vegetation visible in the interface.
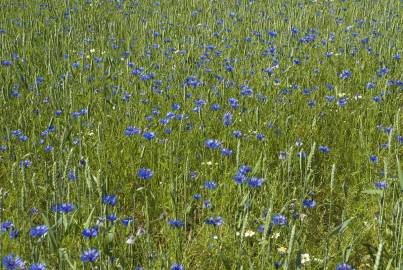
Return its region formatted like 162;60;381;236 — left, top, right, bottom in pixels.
0;0;402;269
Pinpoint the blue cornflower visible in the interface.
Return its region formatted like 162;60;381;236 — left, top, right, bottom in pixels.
238;165;251;174
168;219;184;228
380;143;389;149
71;62;80;68
138;168;154;180
195;99;207;107
369;155;378;163
2;254;23;270
232;130;242;138
210;104;221;111
51;203;75;213
338;98;348;107
67;170;77;181
82;226;98;238
19;160;32;168
189;171;197;179
366;82;376;89
203;200;212;209
143;132;155;140
72;111;81;118
18;135;28;142
193;194;202;200
268;31;277;37
383;127;393;134
44;145;53;152
125;126;141;136
11;130;23;137
377;67;389;77
228;99;239;109
102;194;117;206
171;103;180;110
226;65;235;72
336;263;355;270
223;112;233;126
205;216;223;227
170;263;185;270
339;69;352;80
274;261;282;269
303;199;316;208
1;60;12;66
221;148;233;156
29;263;46;270
204;181;218;190
319;145;330;153
30;225;48;238
0;145;8;152
132;68;144;75
233;173;246;184
374;181;387;189
1;221;14;231
9;229;19;239
256;133;265;140
121;217;134;226
80;249;99;262
205;139;221;149
248;177;264;188
325;96;336;102
272;215;287;225
106;214;118;222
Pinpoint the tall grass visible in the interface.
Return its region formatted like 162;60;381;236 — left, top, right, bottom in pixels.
0;0;402;269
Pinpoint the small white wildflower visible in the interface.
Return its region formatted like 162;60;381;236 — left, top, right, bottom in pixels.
277;246;287;255
244;230;255;238
301;253;310;264
90;49;95;53
136;227;146;237
271;232;280;239
126;235;135;245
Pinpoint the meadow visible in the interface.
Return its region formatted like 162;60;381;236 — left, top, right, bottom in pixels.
0;0;402;269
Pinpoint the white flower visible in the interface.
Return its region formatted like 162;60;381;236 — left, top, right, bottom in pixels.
244;230;255;237
301;253;310;264
271;232;280;239
126;235;135;245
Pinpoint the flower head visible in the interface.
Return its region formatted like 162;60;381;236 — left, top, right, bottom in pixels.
248;177;264;188
272;215;287;225
80;249;99;263
30;225;48;238
336;263;355;270
138;168;154;180
171;263;185;270
303;199;316;208
29;263;46;270
2;254;23;270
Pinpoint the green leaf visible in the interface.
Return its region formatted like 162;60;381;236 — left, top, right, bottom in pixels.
329;217;354;237
83;207;95;228
362;189;383;196
397;155;403;192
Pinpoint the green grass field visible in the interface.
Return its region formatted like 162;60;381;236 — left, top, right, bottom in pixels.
0;0;402;269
